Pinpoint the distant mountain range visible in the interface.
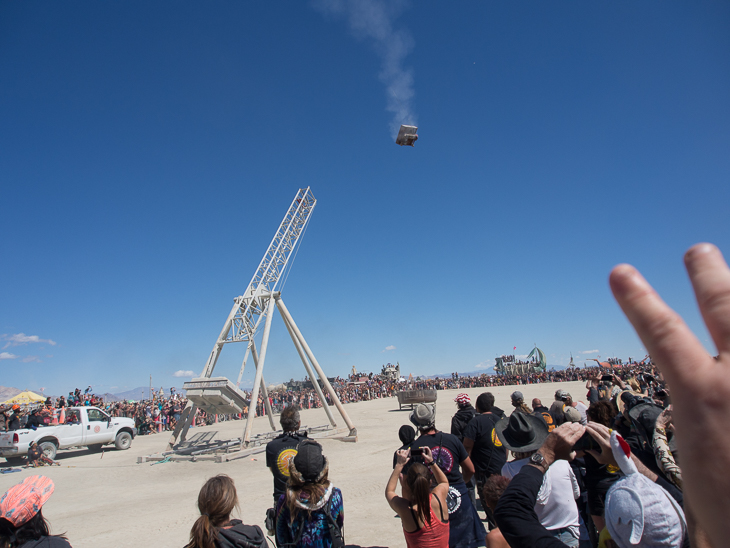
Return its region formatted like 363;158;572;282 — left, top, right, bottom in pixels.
109;387;184;401
0;386;22;402
0;385;185;403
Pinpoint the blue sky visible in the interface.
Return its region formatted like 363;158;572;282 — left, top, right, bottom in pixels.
1;1;729;395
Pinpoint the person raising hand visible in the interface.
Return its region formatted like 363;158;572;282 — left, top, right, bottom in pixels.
609;242;730;547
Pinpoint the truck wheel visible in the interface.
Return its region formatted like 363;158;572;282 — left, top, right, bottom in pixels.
39;441;57;460
115;431;132;450
88;444;104;452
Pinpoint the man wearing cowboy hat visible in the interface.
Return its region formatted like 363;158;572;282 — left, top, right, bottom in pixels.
410;403;486;548
495;413;581;547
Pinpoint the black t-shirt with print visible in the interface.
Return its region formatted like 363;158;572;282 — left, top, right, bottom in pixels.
462;413;507;477
265;432;307;498
412;430;469;485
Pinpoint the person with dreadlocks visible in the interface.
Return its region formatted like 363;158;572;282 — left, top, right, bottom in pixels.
275;440;344;548
509;391;532;416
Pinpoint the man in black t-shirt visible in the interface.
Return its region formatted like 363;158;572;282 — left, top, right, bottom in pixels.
463;392;508;528
410;403;486;548
265;406;307;503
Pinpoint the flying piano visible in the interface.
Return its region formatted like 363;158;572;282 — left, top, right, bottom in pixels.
395;125;418;147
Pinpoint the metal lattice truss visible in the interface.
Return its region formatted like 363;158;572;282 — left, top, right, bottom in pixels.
226;188;316;345
199;188;316;378
168;187;357;450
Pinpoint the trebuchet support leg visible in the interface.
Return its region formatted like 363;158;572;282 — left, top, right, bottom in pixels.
275;296;357;437
281;310;337;428
242;298;276;446
250;342;277;431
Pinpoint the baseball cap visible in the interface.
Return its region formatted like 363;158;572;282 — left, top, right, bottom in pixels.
510;391;524;402
0;475;55;527
555;389;568;400
292;440;327;483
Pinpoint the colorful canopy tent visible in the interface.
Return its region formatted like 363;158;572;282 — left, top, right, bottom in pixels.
2;391;45;405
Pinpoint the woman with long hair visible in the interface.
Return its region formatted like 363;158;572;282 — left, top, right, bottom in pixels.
275;440;344;548
185;475;266;548
385;446;449;548
0;475;71;548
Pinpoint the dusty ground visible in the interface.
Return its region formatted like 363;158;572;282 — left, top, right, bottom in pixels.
0;380;587;548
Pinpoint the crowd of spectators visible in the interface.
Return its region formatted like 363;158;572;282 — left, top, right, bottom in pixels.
1;363;660;439
3;243;729;548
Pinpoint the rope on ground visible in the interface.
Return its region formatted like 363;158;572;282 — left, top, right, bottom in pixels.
150;456;173;466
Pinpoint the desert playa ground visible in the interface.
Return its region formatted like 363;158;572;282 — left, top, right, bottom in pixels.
0;380;588;548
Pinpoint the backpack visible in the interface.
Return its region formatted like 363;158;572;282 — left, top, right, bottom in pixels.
277;492;344;548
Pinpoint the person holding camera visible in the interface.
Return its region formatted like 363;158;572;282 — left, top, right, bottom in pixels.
409;403;486;548
579;401;621;534
386;446;450;548
494;414;581;547
494;422;688;548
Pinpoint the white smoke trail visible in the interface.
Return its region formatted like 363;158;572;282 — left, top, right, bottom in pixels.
313;0;417;137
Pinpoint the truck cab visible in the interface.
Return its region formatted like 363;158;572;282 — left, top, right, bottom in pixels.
0;406;136;462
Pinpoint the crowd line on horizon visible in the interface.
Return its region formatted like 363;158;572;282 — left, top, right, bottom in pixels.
2;363;655;436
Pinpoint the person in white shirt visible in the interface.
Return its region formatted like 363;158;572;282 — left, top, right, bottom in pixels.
495;413;582;547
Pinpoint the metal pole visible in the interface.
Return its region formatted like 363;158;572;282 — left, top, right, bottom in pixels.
250;342;277;431
236;345;252;387
275;296;356;436
167;402;197;448
242;297;275;446
201;300;239;378
281;311;337;428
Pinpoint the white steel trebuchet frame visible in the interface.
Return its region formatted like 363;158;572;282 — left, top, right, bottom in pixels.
167;187;356;449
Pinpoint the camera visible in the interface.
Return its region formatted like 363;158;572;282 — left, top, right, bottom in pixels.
410;447;423;457
572;432;599;452
620;391;653;413
601;374;613;382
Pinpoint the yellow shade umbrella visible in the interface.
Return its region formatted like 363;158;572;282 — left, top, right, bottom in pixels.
2;391;46;405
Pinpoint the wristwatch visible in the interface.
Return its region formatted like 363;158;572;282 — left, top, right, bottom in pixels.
529;452;549;473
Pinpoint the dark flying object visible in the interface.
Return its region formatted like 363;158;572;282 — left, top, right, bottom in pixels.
395;125;418;147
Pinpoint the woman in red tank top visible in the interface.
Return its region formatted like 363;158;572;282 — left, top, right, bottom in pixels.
386;446;450;548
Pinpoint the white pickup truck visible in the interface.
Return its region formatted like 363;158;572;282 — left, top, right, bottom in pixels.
0;406;137;463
